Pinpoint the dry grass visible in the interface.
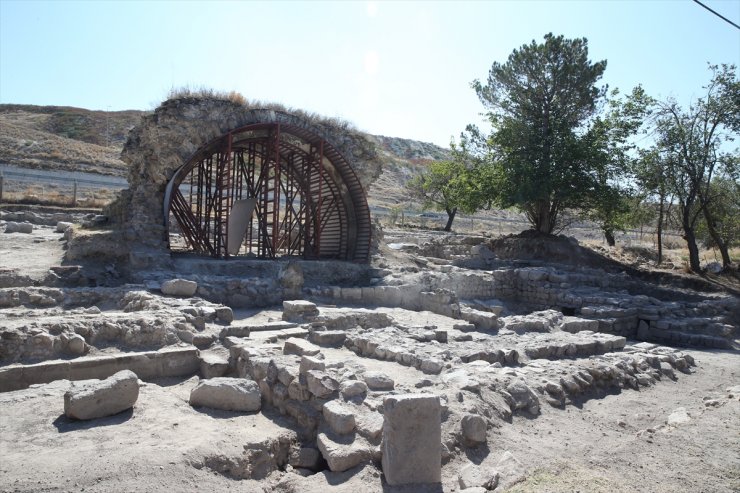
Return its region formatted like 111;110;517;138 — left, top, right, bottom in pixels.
2;184;115;208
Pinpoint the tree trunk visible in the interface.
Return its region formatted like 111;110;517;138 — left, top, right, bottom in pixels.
444;207;457;232
656;194;664;265
536;199;552;234
604;229;616;247
683;227;702;272
701;207;732;268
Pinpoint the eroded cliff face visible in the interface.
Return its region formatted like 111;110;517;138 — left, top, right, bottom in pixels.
113;97;384;256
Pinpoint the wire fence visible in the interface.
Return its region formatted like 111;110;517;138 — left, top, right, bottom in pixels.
0;165;127;207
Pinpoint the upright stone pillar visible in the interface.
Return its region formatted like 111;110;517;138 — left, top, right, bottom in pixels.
382;393;441;485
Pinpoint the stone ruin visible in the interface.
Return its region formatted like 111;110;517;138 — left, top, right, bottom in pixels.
0;96;738;490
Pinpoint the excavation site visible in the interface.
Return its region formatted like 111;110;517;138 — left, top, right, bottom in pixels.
0;97;738;493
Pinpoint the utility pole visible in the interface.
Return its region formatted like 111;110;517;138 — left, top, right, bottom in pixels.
105;105;111;147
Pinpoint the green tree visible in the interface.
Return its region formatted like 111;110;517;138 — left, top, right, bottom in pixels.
408;160;480;231
582;87;651;245
471;33;608;234
696;176;740;254
650;64;739;271
633;149;673;265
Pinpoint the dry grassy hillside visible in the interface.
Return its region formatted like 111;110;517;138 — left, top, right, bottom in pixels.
0;105;144;176
0;104;448;204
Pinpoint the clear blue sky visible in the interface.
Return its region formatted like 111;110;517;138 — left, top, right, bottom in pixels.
1;0;738;147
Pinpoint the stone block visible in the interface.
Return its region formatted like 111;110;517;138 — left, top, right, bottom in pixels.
283;337;321;356
317;432;377;472
199;352;229;379
56;221;74;233
323;400;356;435
309;330;347;347
458;463;499;490
64;370;140;420
189;377;261;412
306;370;339;398
282;300;320;322
461;413;487;446
340;380;368;399
382;393;441;485
363;371;394;391
161;279;197;297
299;355;326;375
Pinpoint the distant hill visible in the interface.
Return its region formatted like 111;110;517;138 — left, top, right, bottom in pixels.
0;104;449;207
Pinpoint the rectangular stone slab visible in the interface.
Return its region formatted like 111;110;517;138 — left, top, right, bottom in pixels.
382;393;441;485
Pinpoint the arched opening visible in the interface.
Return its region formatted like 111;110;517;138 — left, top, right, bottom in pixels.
164;123;371;262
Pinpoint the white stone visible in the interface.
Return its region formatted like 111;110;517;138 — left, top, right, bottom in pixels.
284;337;321;356
161;278;197;297
323;400;356;435
306;370;339;398
363;371;394;391
299;355;326;374
458;462;499;490
199;352;229;379
56;221;74;233
4;221;33;234
317;432;377;472
64;370;139;420
340;380;368;398
189;377;261;412
65;334;87;355
382;393;441;485
282;300;319;322
667;407;691;426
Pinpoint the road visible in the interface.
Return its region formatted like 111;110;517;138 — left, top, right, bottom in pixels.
0;164;128;189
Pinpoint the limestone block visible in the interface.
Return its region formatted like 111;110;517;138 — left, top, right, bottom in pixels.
192;333;215;349
458;462;499;490
506;380;540;414
199;352;229;379
309;330;347;347
64;370;139;420
363;371;394;391
282;300;320;322
323;400;356;435
306;370;339;398
215;306;234;324
420;358;444;375
460;413;487;446
284;337;321;357
56;221;74;233
340;380;368;399
189;377;261;412
355;409;383;441
299;355;326;374
4;222;33;234
161;279;197;297
317;432;377;472
382;393;441;485
64;333;87;355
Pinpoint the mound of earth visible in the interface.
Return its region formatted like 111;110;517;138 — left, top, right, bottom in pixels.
487;231;736;298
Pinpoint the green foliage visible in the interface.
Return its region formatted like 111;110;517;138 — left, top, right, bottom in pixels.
471;33;621;233
647;64;740;269
409;160;471;214
696;176;740;250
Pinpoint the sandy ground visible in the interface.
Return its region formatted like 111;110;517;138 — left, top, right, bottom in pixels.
0;332;737;493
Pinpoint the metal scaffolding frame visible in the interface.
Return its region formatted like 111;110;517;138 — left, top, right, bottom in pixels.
165;123;371;262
